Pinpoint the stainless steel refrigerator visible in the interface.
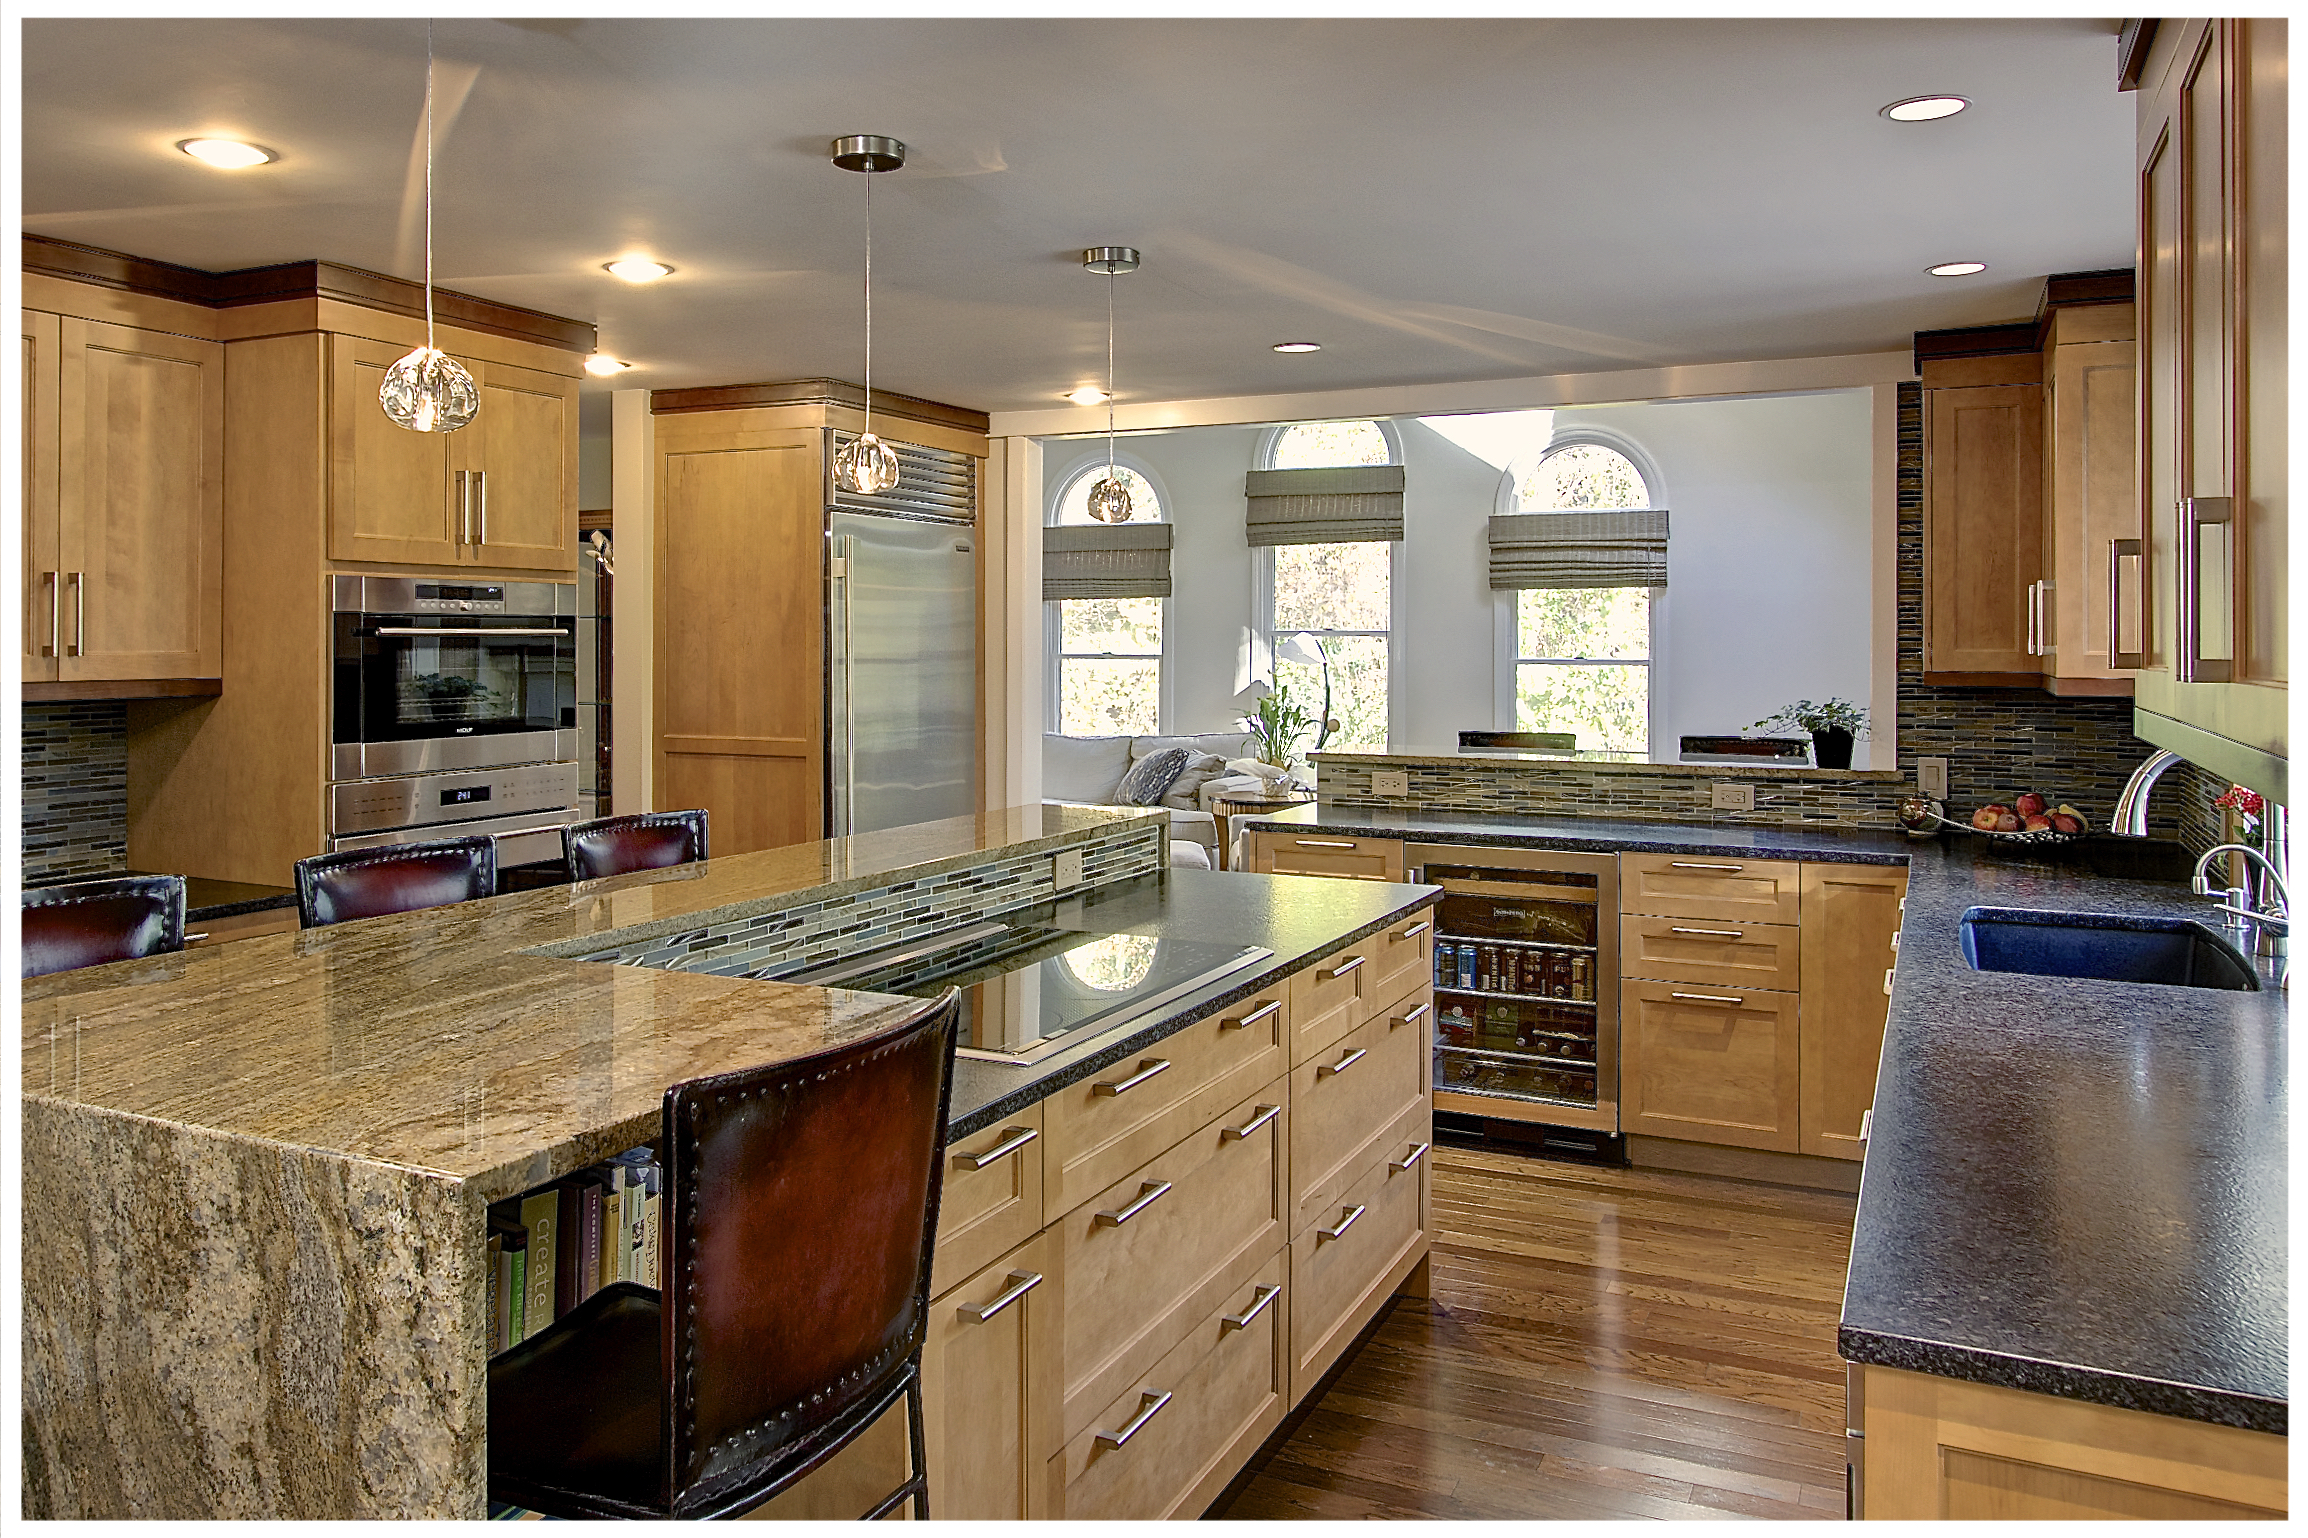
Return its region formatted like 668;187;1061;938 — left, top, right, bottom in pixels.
824;433;979;837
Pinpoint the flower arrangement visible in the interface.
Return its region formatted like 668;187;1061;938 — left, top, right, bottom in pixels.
1237;685;1317;771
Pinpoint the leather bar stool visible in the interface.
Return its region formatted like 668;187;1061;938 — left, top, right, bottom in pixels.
488;990;961;1520
562;809;710;883
21;874;186;979
292;836;497;929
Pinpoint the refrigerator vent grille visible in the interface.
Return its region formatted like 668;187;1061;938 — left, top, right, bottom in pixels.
828;432;978;523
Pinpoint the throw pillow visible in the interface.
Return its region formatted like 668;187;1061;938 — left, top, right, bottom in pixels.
1114;747;1192;807
1160;750;1228;811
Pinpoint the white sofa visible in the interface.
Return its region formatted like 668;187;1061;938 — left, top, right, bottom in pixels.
1043;732;1266;864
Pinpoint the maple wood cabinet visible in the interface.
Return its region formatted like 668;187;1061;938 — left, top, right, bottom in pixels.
1922;375;2045;680
2040;306;2142;691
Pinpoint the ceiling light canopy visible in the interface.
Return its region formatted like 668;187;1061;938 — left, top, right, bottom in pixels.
585;354;634;377
1926;261;1988;276
177;137;276;169
1881;95;1969;122
604;258;674;283
1272;342;1322;354
1066;388;1110;406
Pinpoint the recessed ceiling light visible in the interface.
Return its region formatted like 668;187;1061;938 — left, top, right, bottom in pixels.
604;259;674;283
1882;95;1969;122
1926;261;1989;277
1065;387;1110;406
176;137;277;169
584;354;634;377
1272;342;1322;354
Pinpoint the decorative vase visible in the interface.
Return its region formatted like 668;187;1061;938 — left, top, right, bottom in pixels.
1811;728;1855;770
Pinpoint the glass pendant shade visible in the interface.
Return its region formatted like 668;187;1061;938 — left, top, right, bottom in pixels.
834;431;901;495
1086;476;1135;523
379;345;478;433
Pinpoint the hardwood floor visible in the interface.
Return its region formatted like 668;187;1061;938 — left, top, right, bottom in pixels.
1212;1145;1858;1521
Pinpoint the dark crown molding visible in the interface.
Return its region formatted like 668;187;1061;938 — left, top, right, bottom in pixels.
2118;20;2160;91
650;377;989;434
1913;268;2138;372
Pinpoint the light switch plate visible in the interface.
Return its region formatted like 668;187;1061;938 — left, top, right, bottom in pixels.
1372;770;1410;797
1917;757;1949;800
1052;848;1085;889
1712;782;1756;812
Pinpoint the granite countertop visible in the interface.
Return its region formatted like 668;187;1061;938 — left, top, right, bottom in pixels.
1241;803;2289;1434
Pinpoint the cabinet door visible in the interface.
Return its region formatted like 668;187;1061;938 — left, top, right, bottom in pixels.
921;1229;1060;1521
1797;864;1907;1160
56;318;223;679
462;359;577;572
2044;332;2141;683
328;335;458;566
1923;383;2044;677
22;310;60;682
1619;979;1800;1152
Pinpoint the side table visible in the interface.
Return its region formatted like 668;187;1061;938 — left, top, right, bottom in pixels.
1210;793;1316;870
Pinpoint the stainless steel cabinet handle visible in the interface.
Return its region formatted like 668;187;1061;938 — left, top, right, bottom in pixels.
1094;1389;1172;1449
1220;1104;1280;1141
1859;1109;1874;1144
1668;926;1744;938
1889;931;1900;952
455;470;469;543
2026;579;2044;656
41;571;57;657
1294;839;1360;849
1316;1204;1366;1243
1392;919;1431;941
958;1125;1039;1170
68;571;83;657
475;470;487;544
2108;537;2145;669
1092;1058;1172;1097
372;627;570;637
1669;990;1744;1006
182;932;210;944
2176;496;2235;683
1883;967;1895;997
1094;1180;1172;1227
1389;1141;1431;1173
1221;1283;1281;1332
1317;1046;1368;1079
1392;1002;1431;1029
1319;955;1365;980
956;1269;1043;1323
1667;861;1743;872
1221;999;1281;1031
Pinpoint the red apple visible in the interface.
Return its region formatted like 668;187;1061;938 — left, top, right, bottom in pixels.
2024;815;2053;831
1971;806;2002;830
2050;812;2084;835
1996;812;2023;833
2016;792;2048;818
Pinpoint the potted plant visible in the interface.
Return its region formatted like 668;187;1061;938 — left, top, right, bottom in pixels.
1235;684;1318;790
1750;697;1868;770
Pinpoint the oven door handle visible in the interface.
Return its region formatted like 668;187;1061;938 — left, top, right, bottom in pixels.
369;627;571;637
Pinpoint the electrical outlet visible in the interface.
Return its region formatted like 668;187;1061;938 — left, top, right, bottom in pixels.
1052;848;1085;890
1917;757;1949;801
1372;770;1410;797
1712;782;1755;812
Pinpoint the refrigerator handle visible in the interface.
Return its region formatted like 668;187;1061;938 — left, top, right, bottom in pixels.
836;533;857;836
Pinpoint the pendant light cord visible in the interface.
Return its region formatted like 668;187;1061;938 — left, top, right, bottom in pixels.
423;18;436;353
861;167;873;439
1105;267;1117;477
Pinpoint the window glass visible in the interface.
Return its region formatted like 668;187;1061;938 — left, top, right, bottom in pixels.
1518;443;1649;511
1279;631;1388;752
1270;420;1392;469
1516;587;1650;755
1054;464;1161;524
1056;596;1162;735
1273;541;1390;633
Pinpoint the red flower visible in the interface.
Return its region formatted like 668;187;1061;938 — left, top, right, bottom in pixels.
2214;785;2264;815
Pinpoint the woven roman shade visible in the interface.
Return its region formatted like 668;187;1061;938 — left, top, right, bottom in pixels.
1487;509;1670;590
1043;522;1174;600
1243;465;1406;546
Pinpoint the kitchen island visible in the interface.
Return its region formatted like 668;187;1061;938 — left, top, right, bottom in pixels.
22;803;1440;1519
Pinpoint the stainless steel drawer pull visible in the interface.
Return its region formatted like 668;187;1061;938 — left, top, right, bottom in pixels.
1392;1002;1431;1029
1092;1058;1172;1097
1221;1104;1280;1141
1389;1141;1432;1173
372;627;570;637
1221;1283;1281;1332
1859;1109;1874;1144
1668;926;1745;938
1294;838;1361;849
1094;1180;1172;1227
182;932;210;944
1094;1389;1172;1450
1667;861;1744;872
1319;955;1365;980
1316;1204;1366;1243
1317;1046;1368;1078
1883;967;1895;997
1392;919;1431;941
956;1269;1043;1323
957;1125;1039;1170
1221;999;1282;1031
1889;931;1900;952
1669;990;1745;1006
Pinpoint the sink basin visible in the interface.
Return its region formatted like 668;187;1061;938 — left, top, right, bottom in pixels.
1959;907;2259;991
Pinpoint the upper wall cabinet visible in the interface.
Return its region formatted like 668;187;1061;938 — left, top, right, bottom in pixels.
21;310;223;682
2040;305;2141;692
2134;17;2287;777
328;336;577;572
1922;367;2043;680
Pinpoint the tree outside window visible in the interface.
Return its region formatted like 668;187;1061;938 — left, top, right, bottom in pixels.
1513;441;1656;756
1051;463;1164;735
1262;421;1395;752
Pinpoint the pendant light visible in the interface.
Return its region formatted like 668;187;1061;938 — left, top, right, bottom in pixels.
379;19;479;434
1082;247;1140;522
831;135;906;496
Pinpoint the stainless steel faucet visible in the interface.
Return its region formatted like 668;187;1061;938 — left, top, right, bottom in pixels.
2192;842;2289;958
2111;749;2186;837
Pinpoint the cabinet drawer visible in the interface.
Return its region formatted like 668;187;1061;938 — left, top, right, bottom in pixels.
1043;988;1287;1216
1620;854;1803;924
1618;914;1800;992
1058;1086;1287;1445
1289;1133;1427;1401
1290;993;1430;1235
1619;978;1800;1153
1045;1255;1287;1521
933;1107;1045;1298
1289;942;1369;1065
1356;911;1437;1014
1253;833;1406;882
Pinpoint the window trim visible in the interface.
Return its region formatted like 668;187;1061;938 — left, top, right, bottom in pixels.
1493;584;1669;759
1252;418;1404;472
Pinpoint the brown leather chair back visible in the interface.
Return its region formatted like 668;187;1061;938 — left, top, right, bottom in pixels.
21;875;186;979
293;837;497;929
563;809;710;883
657;990;958;1517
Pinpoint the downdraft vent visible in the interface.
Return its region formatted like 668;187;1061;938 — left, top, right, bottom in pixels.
828;432;977;523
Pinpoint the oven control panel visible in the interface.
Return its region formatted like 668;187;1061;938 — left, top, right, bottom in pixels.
331;761;579;836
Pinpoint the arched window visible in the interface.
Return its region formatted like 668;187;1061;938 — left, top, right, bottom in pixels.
1253;421;1400;752
1515;442;1652;511
1047;457;1167;736
1264;419;1397;470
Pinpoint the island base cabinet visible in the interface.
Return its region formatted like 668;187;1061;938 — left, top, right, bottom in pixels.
1289;1121;1429;1402
1857;1364;2285;1519
1044;1256;1288;1521
918;1229;1060;1521
931;1106;1045;1299
1291;995;1430;1235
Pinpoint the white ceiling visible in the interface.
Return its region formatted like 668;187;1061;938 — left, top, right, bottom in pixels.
22;18;2139;430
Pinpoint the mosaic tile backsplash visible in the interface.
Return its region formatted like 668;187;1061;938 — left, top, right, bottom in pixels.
577;815;1165;978
1314;757;1904;830
23;703;130;882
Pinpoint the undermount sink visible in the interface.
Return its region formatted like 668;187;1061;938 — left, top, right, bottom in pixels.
1959;907;2260;991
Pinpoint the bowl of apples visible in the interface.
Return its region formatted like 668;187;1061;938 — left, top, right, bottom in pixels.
1965;792;2090;847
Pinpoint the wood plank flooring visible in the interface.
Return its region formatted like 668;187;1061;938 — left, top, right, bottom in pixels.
1211;1146;1858;1520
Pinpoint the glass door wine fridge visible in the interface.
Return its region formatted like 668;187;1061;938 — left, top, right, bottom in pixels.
1408;843;1618;1133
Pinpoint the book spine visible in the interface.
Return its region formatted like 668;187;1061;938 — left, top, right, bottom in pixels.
641;1166;662;1288
519;1190;558;1337
556;1180;587;1317
583;1182;604;1303
485;1233;501;1357
506;1246;527;1347
620;1168;642;1284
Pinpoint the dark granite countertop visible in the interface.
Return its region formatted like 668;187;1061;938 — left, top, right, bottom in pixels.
1239;804;2289;1434
24;869;297;921
945;867;1440;1141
